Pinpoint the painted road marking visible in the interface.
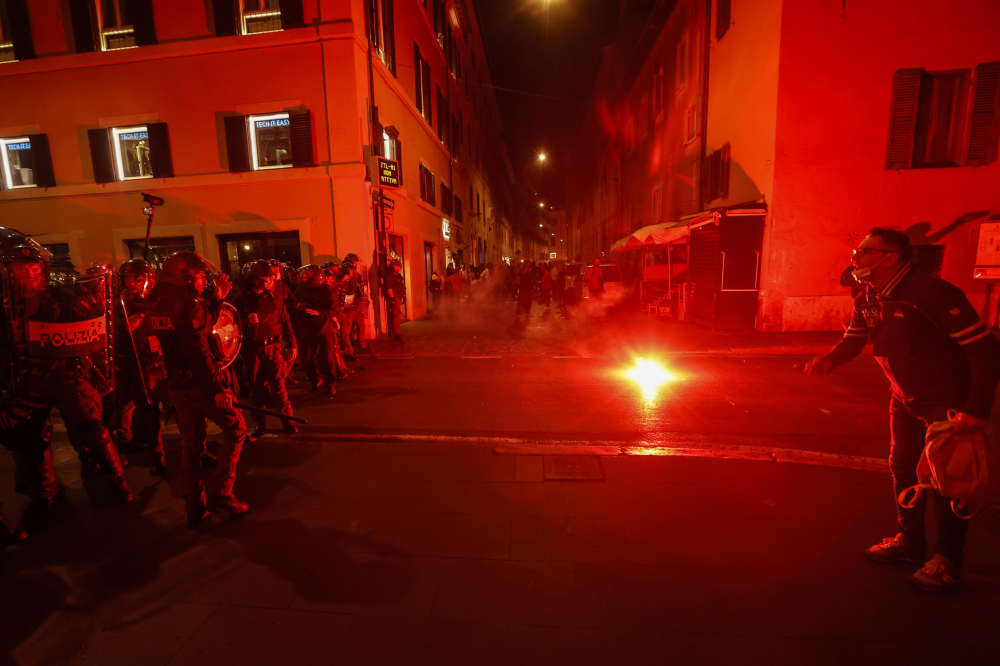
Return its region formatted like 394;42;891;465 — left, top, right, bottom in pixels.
293;433;889;474
461;356;502;359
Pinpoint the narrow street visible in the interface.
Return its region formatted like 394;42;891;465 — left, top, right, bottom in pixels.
3;307;999;665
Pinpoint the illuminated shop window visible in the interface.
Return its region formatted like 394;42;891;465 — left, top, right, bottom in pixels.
96;0;136;50
0;137;35;188
382;129;396;160
112;126;152;180
247;113;292;170
241;0;282;35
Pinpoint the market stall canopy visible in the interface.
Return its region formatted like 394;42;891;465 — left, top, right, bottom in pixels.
611;220;690;253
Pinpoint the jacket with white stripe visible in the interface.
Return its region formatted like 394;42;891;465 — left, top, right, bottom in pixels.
827;263;1000;418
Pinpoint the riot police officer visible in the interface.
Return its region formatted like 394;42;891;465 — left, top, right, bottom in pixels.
294;264;338;395
233;260;298;437
336;260;368;358
114;258;167;476
1;244;133;504
149;251;248;528
383;258;406;341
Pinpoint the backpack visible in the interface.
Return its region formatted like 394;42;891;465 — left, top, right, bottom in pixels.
898;413;1000;519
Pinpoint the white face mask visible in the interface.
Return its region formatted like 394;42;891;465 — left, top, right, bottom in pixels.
852;252;891;283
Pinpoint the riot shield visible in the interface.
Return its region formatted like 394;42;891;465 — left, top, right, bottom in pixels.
2;265;116;399
213;302;242;369
119;293;166;407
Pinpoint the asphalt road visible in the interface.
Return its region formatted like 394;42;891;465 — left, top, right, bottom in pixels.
287;354;894;459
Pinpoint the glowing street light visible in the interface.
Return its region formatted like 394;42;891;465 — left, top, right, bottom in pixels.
539;202;544;208
538;153;547;161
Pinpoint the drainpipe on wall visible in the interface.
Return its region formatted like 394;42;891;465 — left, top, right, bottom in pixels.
698;0;711;211
364;3;385;335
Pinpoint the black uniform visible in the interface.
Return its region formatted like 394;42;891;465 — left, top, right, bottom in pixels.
232;288;297;429
827;263;1000;565
115;293;167;470
150;281;247;513
383;270;406;337
294;282;338;390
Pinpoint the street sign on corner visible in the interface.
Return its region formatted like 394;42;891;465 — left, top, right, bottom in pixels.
376;157;400;189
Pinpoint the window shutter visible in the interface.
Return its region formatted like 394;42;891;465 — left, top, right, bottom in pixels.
719;143;731;199
419;165;426;201
885;69;922;170
967;62;1000;166
146;123;174;178
26;135;55;188
413;45;423;114
394;138;403;185
68;0;95;53
279;0;304;27
223;115;250;172
6;0;35;61
382;0;396;76
213;0;239;37
717;0;731;40
289;110;314;167
429;172;436;206
87;129;115;183
130;0;158;46
422;61;432;123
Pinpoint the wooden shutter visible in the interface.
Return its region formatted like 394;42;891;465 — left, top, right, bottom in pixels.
279;0;304;27
146;123;174;178
429;171;435;206
419;165;426;201
717;0;731;40
422;61;432;123
87;129;115;183
223;115;250;172
6;0;35;61
885;69;922;170
26;135;55;188
68;0;96;53
130;0;158;46
382;0;396;76
967;62;1000;166
289;110;314;167
413;45;424;115
394;138;403;185
213;0;239;37
719;143;731;199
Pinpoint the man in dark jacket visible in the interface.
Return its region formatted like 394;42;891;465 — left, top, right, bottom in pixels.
233;260;298;438
149;251;248;528
383;259;406;341
294;264;338;396
806;227;1000;592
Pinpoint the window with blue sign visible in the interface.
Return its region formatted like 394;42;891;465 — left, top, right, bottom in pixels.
0;136;35;188
111;126;152;180
248;113;293;170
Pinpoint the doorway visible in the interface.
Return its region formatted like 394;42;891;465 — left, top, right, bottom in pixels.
388;233;406;318
424;242;434;312
216;230;301;282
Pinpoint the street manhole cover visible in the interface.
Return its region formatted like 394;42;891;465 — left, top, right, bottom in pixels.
543;456;605;481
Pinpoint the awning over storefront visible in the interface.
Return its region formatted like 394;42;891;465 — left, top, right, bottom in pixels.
611;220;691;253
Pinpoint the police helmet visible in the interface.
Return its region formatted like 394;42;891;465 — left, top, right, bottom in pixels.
1;244;46;265
85;261;114;276
339;260;357;277
119;258;155;280
241;259;273;289
299;264;323;284
282;262;298;285
0;228;29;253
160;251;214;289
389;258;402;269
343;253;360;265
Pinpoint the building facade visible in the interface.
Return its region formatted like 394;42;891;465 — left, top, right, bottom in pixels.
568;0;1000;331
0;0;515;329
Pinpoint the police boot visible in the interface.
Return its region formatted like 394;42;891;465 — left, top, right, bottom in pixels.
250;423;266;439
0;507;27;545
88;433;134;504
148;438;167;477
211;494;249;514
281;419;298;435
185;491;210;529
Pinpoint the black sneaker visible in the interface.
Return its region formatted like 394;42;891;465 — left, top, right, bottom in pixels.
282;420;299;434
0;516;27;544
212;495;249;514
865;534;925;563
250;424;266;439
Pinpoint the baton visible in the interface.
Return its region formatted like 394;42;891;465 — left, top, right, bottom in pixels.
232;402;308;424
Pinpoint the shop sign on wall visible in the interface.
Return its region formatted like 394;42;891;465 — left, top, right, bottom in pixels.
376;157;400;189
975;222;1000;279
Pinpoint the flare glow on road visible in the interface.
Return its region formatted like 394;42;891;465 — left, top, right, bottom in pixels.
624;357;676;404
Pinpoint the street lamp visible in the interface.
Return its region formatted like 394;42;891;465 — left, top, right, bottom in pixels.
538;153;547;161
538;202;544;208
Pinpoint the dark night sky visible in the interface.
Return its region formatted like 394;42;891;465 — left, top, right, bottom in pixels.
478;0;620;208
